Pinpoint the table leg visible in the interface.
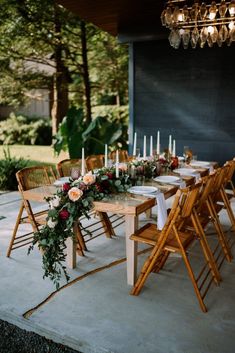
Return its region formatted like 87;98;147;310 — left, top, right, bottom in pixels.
125;215;138;286
66;236;77;269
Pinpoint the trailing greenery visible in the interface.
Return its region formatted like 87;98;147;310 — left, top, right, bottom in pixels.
28;168;132;289
0;113;52;145
0;148;28;190
53;107;128;158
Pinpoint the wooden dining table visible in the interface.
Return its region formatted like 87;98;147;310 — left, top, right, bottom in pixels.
22;169;207;286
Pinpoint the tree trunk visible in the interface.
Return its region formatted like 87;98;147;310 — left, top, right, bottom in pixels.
51;5;69;136
81;21;92;125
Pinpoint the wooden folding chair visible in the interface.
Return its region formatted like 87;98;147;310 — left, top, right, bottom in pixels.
214;165;235;231
224;159;235;197
109;150;129;162
7;166;56;257
57;159;84;177
86;154;104;171
193;172;232;265
130;184;220;312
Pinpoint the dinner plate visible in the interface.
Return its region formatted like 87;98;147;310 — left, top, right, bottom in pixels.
54;177;70;186
174;168;197;175
154;175;180;183
127;186;158;195
190;161;210;167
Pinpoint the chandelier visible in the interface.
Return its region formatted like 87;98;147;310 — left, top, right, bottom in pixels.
161;0;235;49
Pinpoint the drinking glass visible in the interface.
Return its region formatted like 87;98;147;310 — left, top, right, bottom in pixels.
183;146;189;160
70;168;80;180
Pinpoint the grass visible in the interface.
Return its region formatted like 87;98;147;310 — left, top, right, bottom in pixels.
0;145;69;165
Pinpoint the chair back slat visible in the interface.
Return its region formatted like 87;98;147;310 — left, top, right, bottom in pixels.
57;159;82;177
86;155;104;171
16;166;54;191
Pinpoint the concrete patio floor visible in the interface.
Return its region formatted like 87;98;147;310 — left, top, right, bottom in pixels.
0;191;235;353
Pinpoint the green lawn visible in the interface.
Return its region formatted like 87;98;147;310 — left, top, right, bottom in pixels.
0;145;69;165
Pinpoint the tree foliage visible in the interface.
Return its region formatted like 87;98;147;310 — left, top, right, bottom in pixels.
0;0;128;135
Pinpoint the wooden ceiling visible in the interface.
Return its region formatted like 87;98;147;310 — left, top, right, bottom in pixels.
57;0;166;39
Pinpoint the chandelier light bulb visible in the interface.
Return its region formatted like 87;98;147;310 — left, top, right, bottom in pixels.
208;1;217;20
229;21;235;29
229;0;235;16
208;25;215;34
177;10;184;22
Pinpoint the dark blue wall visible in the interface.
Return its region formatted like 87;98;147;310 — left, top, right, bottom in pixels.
130;39;235;165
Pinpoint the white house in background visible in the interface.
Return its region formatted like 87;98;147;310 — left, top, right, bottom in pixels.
18;88;51;118
0;59;55;119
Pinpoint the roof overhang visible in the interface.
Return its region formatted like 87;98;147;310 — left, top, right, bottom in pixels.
56;0;167;41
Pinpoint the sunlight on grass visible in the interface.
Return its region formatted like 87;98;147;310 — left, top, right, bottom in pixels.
0;145;69;164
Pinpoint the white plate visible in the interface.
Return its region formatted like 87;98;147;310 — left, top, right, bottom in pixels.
174;168;197;175
54;177;70;186
190;161;210;167
127;186;158;195
154;175;180;183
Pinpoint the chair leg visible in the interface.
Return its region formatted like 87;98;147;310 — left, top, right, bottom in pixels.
191;211;221;284
73;222;85;256
173;226;208;313
152;250;170;273
98;212;115;238
207;197;233;262
7;202;25;257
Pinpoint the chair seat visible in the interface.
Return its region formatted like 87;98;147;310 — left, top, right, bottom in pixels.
130;223;194;253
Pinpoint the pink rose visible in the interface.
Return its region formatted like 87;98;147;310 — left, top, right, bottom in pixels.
62;183;70;192
68;187;83;202
83;173;96;185
59;209;70;220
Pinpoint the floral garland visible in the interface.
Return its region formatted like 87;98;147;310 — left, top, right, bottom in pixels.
29;156;178;289
28;168;132;289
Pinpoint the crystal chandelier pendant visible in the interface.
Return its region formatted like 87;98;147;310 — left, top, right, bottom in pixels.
161;0;235;49
181;29;190;49
219;0;227;17
200;3;208;19
169;29;181;49
219;25;229;41
200;27;208;48
165;7;173;27
191;27;200;48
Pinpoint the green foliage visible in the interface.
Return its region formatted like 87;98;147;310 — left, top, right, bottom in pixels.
0;148;28;190
53;107;128;158
0;0;128;115
0;113;52;145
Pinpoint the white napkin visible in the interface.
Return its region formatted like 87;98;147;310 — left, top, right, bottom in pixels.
142;190;168;230
156;192;168;230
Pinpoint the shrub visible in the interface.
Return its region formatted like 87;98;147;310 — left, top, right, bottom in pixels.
0;149;28;190
0;113;52;145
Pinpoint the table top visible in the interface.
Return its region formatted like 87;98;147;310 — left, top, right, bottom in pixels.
22;174;196;216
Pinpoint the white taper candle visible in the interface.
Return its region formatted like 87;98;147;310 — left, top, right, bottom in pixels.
172;139;176;157
150;135;153;157
143;135;146;159
168;135;172;154
81;148;85;176
115;150;119;178
104;144;108;168
156;130;160;155
133;132;137;156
